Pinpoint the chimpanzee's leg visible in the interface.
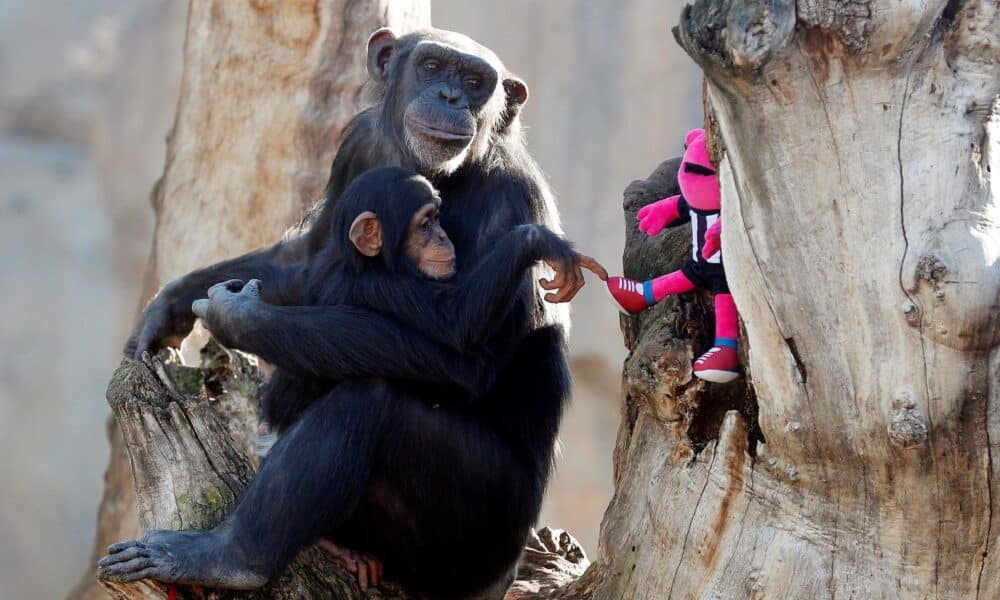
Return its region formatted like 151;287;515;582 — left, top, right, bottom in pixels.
98;380;389;589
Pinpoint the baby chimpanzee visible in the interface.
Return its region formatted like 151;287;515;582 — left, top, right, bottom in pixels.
99;167;604;598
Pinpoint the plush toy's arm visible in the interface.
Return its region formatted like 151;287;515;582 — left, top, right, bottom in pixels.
637;195;687;237
702;218;722;258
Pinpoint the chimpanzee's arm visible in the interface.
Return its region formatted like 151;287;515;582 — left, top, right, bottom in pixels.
124;240;312;359
192;281;496;397
125;110;383;360
356;224;576;352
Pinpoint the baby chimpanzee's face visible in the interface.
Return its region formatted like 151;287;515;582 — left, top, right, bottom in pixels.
406;197;456;280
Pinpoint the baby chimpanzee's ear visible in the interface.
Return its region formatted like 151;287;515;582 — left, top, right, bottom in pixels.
349;211;384;257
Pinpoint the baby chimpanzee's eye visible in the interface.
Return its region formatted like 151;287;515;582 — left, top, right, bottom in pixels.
423;59;441;72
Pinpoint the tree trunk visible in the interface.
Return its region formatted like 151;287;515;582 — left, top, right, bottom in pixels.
72;2;431;598
562;1;999;598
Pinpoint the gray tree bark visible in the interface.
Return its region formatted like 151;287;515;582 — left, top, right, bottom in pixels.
552;0;1000;598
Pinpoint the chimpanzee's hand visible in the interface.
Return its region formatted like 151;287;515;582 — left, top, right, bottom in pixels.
520;225;608;303
540;253;608;303
191;279;263;350
124;283;197;360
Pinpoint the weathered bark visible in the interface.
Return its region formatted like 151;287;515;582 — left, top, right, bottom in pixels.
563;1;999;598
73;2;431;598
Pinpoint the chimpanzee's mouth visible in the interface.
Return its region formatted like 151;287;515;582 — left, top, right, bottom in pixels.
425;257;456;268
407;118;474;142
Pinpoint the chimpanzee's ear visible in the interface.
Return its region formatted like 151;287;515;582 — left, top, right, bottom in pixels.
503;77;529;108
349;211;383;257
367;28;397;81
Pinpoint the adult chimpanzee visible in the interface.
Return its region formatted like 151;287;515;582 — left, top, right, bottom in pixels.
105;27;604;598
123;27;586;359
99;168;599;598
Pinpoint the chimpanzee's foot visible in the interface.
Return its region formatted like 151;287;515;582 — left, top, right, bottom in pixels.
318;538;383;590
98;529;269;590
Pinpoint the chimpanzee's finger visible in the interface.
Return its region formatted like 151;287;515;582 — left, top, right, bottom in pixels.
101;557;154;576
547;269;579;303
573;264;587;293
99;546;148;567
560;270;584;302
366;558;380;587
243;279;262;296
578;255;609;280
191;299;209;320
357;559;369;591
549;265;569;288
124;331;139;358
208;279;244;298
106;540;143;555
317;539;354;571
100;565;160;583
134;319;164;360
569;266;586;295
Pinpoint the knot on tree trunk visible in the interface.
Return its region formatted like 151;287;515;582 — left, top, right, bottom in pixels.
99;347;589;599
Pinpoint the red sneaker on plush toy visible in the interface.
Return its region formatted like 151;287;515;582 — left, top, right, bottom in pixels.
606;128;740;383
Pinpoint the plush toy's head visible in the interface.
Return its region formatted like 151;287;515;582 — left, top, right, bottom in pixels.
677;128;720;211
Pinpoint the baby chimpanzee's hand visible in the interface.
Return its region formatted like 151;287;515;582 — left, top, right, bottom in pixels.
191;279;263;349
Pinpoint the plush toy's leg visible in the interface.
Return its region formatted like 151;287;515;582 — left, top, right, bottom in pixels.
693;293;741;383
605;271;695;315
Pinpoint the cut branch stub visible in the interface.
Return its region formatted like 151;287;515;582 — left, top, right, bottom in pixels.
673;0;796;83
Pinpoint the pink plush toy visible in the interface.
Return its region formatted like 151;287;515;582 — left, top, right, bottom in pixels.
606;128;740;383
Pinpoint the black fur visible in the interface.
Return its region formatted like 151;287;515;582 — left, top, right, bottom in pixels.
211;167;573;596
110;28;572;599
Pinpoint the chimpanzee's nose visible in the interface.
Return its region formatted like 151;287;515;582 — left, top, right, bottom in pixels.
440;86;462;105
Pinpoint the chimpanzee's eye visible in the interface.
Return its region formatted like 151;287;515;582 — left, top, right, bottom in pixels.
423;59;441;72
465;76;481;88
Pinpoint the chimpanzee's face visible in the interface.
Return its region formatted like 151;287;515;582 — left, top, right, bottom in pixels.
367;29;526;175
399;41;500;171
405;195;456;280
